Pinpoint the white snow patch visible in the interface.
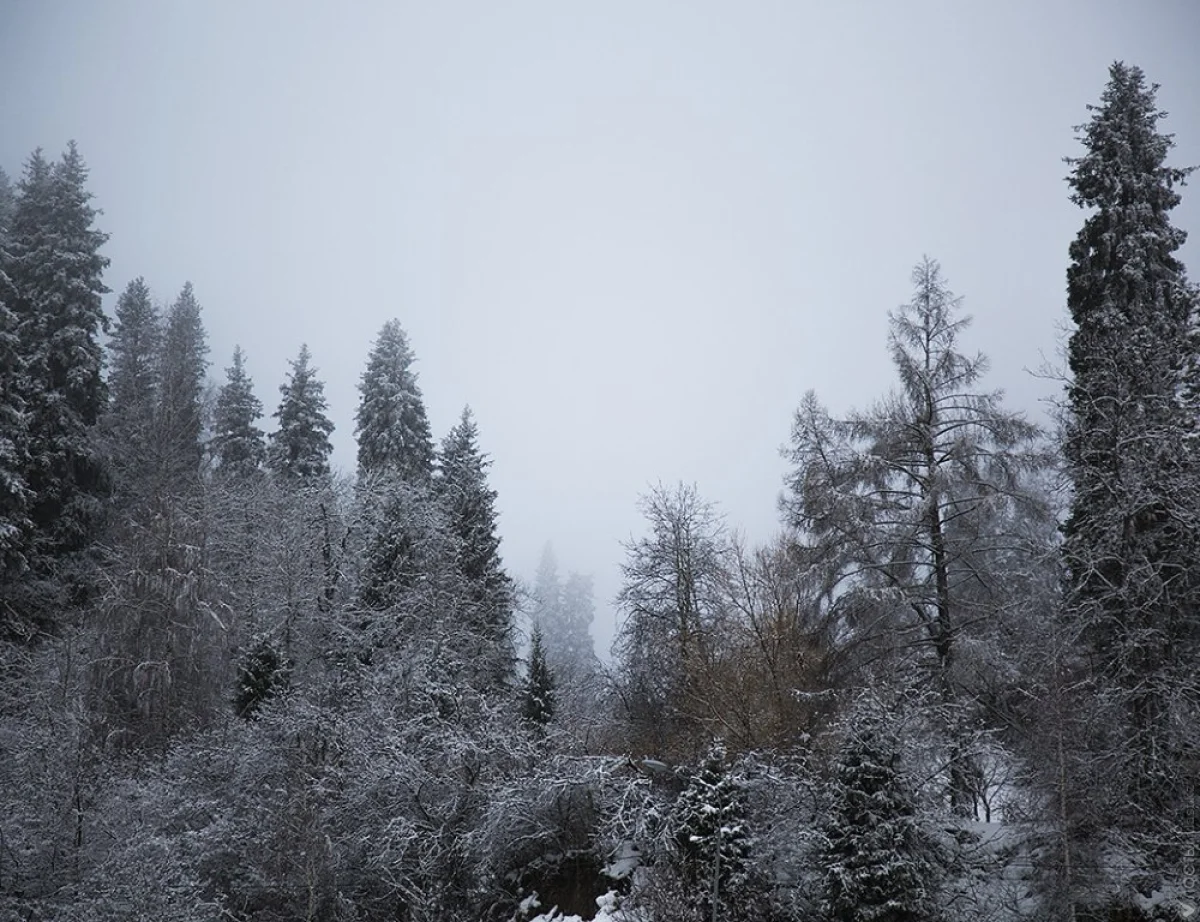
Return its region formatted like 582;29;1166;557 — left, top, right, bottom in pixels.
527;890;626;922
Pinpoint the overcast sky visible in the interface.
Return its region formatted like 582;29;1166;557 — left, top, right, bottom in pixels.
2;2;1198;657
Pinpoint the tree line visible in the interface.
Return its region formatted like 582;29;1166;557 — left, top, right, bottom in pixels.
0;61;1196;922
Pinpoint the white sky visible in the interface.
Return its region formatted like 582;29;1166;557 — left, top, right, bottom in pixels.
2;1;1197;657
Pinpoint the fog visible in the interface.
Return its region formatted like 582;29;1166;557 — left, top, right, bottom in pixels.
2;1;1197;657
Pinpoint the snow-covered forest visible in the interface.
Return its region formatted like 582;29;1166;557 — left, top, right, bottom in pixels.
1;60;1198;922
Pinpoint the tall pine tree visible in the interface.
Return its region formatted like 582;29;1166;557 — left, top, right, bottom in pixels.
6;144;110;571
354;319;433;481
531;542;562;634
1060;61;1199;866
211;346;266;477
0;171;30;584
548;571;599;676
156;282;208;482
104;277;161;495
436;406;514;668
107;278;161;437
268;344;335;481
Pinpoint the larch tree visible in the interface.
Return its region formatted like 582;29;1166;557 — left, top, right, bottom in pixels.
267;344;335;481
1060;61;1200;862
783;257;1047;814
354;319;433;482
211;346;266;477
6;144;110;572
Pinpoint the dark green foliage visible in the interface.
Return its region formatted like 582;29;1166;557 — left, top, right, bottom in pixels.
1061;62;1200;838
6;144;110;569
0;166;13;243
107;278;161;437
0;298;29;581
234;636;291;718
267;344;334;480
0;169;30;582
820;707;938;922
355;319;433;481
102;277;164;530
156;282;208;480
3;59;1199;922
668;743;757;920
1063;62;1197;650
437;406;515;674
521;625;557;726
211;346;266;477
357;479;441;612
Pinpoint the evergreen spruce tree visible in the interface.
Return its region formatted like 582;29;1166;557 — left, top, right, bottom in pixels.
233;635;291;719
104;277;161;495
820;707;937;922
357;480;443;612
669;742;757;921
156;282;208;481
436;407;514;667
531;542;562;632
1061;63;1199;830
7;144;110;568
211;346;266;477
0;167;14;247
107;278;161;437
549;571;599;675
521;625;557;726
268;344;335;481
0;196;30;583
355;319;433;481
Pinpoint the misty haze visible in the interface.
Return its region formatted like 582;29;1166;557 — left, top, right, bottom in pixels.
1;3;1199;921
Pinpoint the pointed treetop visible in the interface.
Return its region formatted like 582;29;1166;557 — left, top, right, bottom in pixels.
436;404;514;663
521;624;557;727
355;319;433;481
107;277;161;448
438;405;487;476
158;282;209;473
212;345;266;477
268;343;335;481
5;142;110;564
1068;62;1192;215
